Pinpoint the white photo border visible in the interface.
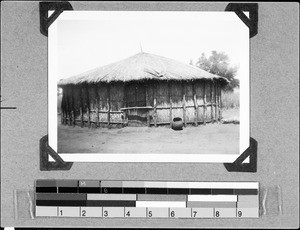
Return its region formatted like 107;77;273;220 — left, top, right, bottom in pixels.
48;11;249;163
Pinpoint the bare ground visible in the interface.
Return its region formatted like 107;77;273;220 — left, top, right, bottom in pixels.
222;108;240;120
58;123;239;155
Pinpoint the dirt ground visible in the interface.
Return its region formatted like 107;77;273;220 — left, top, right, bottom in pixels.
57;123;239;155
222;108;239;121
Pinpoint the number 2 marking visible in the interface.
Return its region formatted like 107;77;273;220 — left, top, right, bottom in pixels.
81;209;86;217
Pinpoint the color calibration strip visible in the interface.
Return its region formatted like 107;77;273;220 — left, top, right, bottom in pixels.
35;180;259;218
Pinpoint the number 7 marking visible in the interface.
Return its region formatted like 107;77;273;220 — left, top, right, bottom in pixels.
193;211;197;217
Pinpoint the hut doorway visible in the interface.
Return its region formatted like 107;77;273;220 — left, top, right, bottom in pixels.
124;82;150;126
126;83;147;107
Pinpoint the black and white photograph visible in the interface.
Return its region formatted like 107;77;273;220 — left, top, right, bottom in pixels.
49;11;249;162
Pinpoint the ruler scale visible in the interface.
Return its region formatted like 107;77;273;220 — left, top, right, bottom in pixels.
35;180;259;218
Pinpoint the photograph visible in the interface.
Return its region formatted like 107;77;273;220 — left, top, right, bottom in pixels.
48;11;249;162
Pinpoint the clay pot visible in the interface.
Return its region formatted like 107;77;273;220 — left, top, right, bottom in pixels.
171;117;183;130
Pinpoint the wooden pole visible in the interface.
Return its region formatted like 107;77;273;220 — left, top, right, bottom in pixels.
193;82;198;126
123;83;127;126
210;81;214;123
69;88;72;126
61;109;64;125
219;84;222;120
135;83;138;106
107;84;111;126
67;87;71;126
95;84;100;128
145;84;150;127
215;83;218;123
153;83;157;127
203;81;207;125
61;87;65;125
71;86;75;127
145;84;149;106
80;87;84;128
65;87;68;125
63;87;67;125
66;87;69;125
63;87;68;125
168;82;172;127
86;86;91;128
182;83;187;127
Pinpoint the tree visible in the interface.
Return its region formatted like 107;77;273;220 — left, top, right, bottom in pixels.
195;51;239;91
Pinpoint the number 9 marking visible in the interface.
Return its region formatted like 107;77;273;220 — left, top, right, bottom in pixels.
238;211;242;217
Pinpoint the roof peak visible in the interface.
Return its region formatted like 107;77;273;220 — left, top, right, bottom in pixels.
139;43;143;53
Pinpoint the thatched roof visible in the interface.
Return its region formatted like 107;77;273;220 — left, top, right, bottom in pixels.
58;52;228;86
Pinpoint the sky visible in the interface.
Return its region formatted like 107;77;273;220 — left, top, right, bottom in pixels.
55;11;249;80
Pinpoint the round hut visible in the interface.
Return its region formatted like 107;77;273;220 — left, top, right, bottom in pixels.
58;52;228;128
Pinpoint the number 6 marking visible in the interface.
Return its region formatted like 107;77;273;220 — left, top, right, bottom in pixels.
170;211;175;217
